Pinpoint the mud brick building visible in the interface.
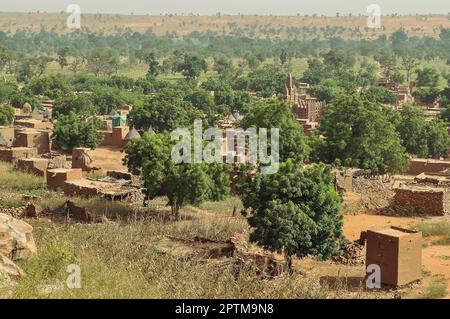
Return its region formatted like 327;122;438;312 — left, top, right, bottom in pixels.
14;129;51;155
366;227;422;286
0;147;37;163
14;119;53;130
284;74;326;135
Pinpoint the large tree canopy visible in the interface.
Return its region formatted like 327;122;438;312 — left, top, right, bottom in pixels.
313;93;409;174
241;160;344;268
240;99;310;163
124;132;230;218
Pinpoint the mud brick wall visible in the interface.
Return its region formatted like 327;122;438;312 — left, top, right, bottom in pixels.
406;160;450;175
394;188;448;216
0;148;37;163
99;131;113;147
46;169;83;190
112;126;129;148
17;158;49;178
14;131;51;155
63;182;100;197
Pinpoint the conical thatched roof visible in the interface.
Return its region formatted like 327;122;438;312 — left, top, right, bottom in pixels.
126;128;141;140
148;126;156;135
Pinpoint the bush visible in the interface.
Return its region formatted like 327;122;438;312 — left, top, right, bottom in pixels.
52;112;102;151
0;104;14;125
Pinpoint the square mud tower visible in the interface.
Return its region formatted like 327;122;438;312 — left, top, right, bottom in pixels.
366;227;422;286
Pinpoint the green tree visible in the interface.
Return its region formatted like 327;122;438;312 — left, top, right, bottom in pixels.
52;112;102;151
401;56;419;83
416;67;440;88
240;99;310;163
314;93;409;174
124;132;230;218
396;105;430;157
129;87;201;132
0;104;14;125
91;87;126;115
53;93;97;118
57;47;70;70
26;74;71;99
241;160;344;269
246;63;287;97
214;56;234;78
178;54;207;80
425;119;450;158
143;51;160;79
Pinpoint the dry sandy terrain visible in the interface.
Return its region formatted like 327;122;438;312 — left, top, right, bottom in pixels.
0;12;449;38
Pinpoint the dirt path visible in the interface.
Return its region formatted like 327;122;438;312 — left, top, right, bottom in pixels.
343;214;417;241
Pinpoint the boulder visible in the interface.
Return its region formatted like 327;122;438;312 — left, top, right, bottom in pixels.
0;213;37;260
0;253;24;279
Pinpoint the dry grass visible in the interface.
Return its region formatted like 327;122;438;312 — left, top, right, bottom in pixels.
421;276;448;299
414;220;450;246
0;162;46;195
0;194;387;299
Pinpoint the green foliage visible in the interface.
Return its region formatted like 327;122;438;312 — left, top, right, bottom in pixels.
86;49;120;77
53;93;97;118
129;87;201;132
57;47;70;70
9;92;41;109
178;54;207;80
124;132;230;218
52;112;102;151
214;55;234;78
364;86;396;104
91;86;126;115
396;105;429;157
425;119;450;158
240;99;310;163
309;79;345;103
26;74;72;99
413;87;440;105
0;81;16;103
0;104;14;125
416;67;440;88
314;93;409;174
245;63;287;97
396;105;449;158
241;161;344;267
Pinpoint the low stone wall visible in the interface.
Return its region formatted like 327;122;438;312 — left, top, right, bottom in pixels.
393;187;449;216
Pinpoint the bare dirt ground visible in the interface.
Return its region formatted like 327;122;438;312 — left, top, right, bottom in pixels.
88;147;126;172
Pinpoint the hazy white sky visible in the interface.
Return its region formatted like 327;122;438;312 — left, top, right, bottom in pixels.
0;0;449;16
